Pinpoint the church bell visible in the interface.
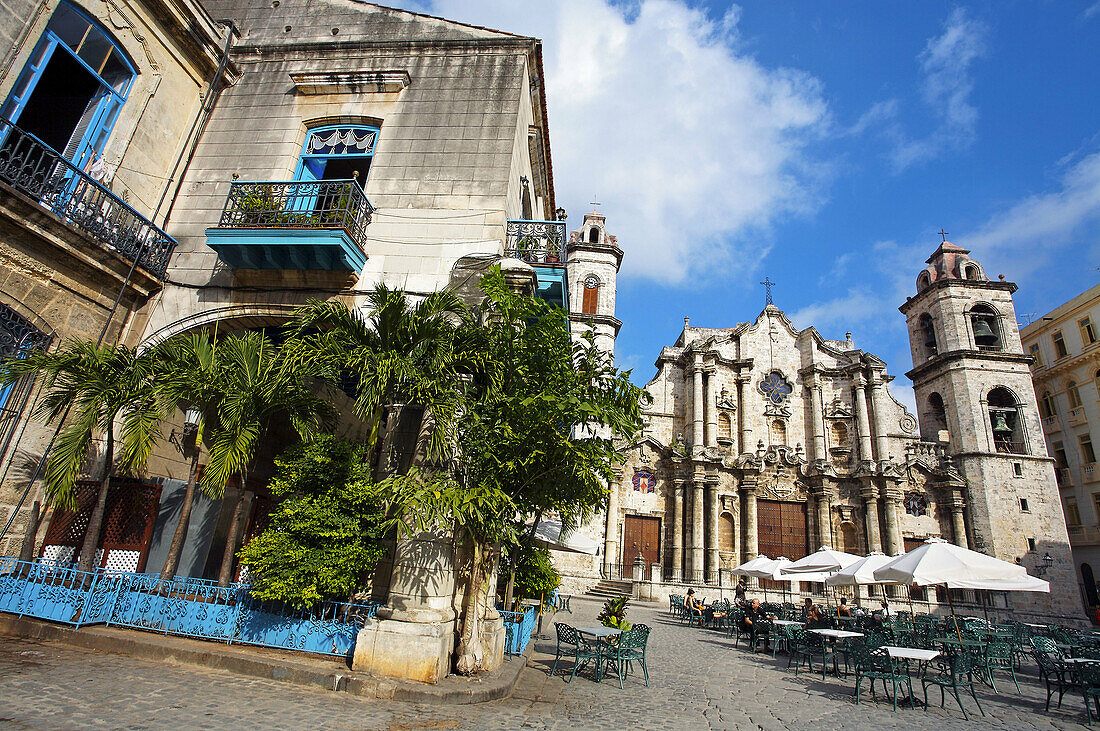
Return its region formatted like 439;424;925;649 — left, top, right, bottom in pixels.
973;318;998;347
991;411;1012;435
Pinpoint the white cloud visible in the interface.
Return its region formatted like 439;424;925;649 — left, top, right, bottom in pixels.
889;8;988;171
1085;2;1100;20
426;0;829;283
962;149;1100;278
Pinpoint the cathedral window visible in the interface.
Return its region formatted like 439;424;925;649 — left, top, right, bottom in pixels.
588;227;600;243
771;419;787;445
830;421;849;446
928;392;949;440
719;513;736;553
988;387;1026;454
582;275;599;314
1081;316;1097;346
1053;331;1068;359
964;263;982;280
969;304;1002;351
903;492;927;517
919;313;937;357
1068;381;1083;410
632;470;656;493
759;371;793;404
917;271;931;292
718;412;732;442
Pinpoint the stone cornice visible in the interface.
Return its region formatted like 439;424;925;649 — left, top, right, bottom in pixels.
568;312;622;335
899;278;1018;315
905;349;1032;381
566;240;624;268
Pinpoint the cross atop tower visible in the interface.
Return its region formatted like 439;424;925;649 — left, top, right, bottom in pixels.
589;198;601;210
938;228;949;243
761;276;776;306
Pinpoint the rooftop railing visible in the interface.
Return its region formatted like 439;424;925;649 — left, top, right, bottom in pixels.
0;118;176;279
505;219;567;266
216;179;374;250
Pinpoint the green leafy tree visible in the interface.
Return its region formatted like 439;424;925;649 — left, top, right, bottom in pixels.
201;330;331;586
0;341;165;572
237;436;386;607
511;542;560;602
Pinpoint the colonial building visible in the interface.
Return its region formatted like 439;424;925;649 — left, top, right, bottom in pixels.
593;240;1078;621
0;0;591;683
1020;283;1100;612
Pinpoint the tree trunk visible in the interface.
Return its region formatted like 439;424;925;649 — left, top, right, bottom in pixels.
455;535;493;676
77;430;113;573
161;450;201;581
217;480;250;587
18;499;42;564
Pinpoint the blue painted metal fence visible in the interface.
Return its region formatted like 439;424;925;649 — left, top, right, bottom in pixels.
499;606;537;656
0;557;378;658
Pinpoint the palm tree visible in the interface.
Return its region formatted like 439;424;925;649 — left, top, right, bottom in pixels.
200;330;330;586
153;330;220;581
0;340;164;572
283;287;475;470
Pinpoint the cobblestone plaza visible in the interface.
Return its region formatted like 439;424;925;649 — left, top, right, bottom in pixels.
0;597;1089;729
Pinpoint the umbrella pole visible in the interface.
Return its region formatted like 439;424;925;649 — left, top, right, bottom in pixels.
981;589;989;623
906;585;914;616
945;585;962;642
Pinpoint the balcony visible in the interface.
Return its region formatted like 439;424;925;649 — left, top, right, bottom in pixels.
1069;407;1087;427
506;219;568;308
1085;463;1099;483
0;118;175;279
206;180;374;272
993;439;1027;455
1068;524;1100;547
1056;467;1073;487
505;219;567;265
1042;415;1061;433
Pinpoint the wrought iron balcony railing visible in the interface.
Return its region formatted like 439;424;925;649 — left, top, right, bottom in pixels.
217;180;374;249
505;219;567;266
0;118;176;279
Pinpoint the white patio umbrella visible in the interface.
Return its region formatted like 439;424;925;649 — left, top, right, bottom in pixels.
873;537;1047;632
733;555;792;602
781;547;863;575
532;519;599;555
825;552;899;609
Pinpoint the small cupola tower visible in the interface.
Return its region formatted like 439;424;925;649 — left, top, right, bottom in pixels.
565;210;624;358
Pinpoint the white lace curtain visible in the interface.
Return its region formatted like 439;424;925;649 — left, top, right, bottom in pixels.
305;128;376;156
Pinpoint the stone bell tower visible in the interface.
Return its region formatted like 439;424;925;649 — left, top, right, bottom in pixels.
566;211;623;358
899;235;1079;620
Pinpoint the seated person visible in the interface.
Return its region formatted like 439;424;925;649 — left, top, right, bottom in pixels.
837;597;852;618
803;598;826;627
685;588;705;618
740;598;775;632
871;599;893;624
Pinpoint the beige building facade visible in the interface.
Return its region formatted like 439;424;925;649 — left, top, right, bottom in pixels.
1021;283;1100;613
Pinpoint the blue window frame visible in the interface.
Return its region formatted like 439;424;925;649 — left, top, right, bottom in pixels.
294;125;379;185
1;2;135;170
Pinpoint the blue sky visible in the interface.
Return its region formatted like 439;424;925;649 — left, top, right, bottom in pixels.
418;1;1100;411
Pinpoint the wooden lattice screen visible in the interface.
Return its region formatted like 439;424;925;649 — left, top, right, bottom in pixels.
42;478;162;572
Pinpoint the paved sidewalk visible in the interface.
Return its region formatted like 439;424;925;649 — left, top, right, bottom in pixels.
0;596;1092;729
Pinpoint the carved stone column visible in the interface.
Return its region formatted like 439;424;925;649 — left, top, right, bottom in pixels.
736;375;749;452
705;480;719;584
809;373;827;461
604;473;622;575
813;487;833;549
670;479;684;581
706;367;718;448
882;486;902;556
870;373;891;462
692;353;704;450
741;478;759;559
853;374;874;463
861;484;882;552
692;478;705;582
950;496;969;549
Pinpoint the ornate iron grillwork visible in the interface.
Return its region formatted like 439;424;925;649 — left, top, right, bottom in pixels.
217;180;375;250
0;304;50;360
0;118;176;279
505;219;567;265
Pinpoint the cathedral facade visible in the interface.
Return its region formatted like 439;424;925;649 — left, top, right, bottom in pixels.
596;240;1079;620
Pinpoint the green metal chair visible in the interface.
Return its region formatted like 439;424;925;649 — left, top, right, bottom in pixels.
772;623;795;658
603;624;651;689
1033;648;1081;711
1031;636;1062;655
1079;660;1100;725
921;649;986;720
790;628;836;680
550;623;580;679
983;639;1021;693
853;645;912;712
